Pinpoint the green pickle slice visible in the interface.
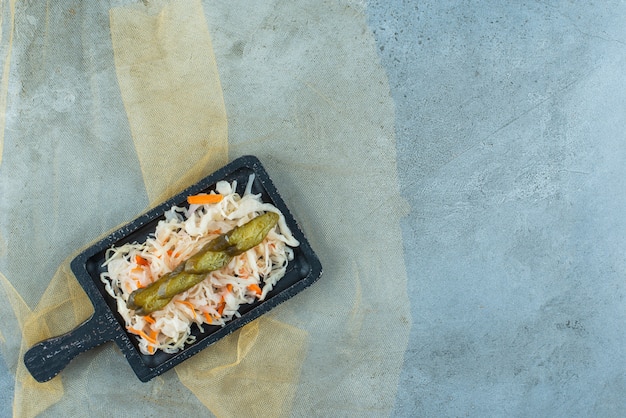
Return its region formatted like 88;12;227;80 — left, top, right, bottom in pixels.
127;212;279;315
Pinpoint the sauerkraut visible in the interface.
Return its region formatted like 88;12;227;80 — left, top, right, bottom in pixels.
100;175;299;355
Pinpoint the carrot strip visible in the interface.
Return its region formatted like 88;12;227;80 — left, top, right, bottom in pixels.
127;327;157;345
227;283;233;293
217;301;225;316
247;283;262;295
143;315;155;324
175;300;197;319
135;255;150;266
203;312;213;324
187;194;223;205
146;330;159;354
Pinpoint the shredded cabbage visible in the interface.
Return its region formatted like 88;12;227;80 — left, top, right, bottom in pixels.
100;175;299;355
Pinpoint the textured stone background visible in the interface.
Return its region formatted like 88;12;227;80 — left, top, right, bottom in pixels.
3;1;626;416
367;1;626;416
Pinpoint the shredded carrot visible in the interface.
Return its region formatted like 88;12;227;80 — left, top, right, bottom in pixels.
247;283;262;295
143;315;155;324
203;312;213;324
131;266;143;274
227;283;233;293
146;330;159;354
211;229;222;235
128;327;158;345
187;193;223;205
165;251;180;259
175;300;197;319
217;301;225;316
135;255;150;266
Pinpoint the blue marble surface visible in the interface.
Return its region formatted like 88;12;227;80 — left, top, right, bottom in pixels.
3;2;626;417
367;1;626;416
0;355;12;416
